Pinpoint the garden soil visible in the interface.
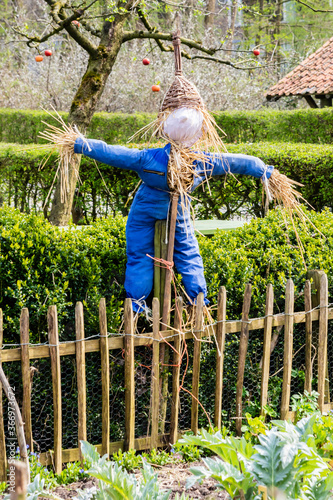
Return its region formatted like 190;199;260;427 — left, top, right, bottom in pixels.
51;462;228;499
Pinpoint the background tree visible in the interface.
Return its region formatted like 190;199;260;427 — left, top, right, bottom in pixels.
1;0;333;224
6;0;264;225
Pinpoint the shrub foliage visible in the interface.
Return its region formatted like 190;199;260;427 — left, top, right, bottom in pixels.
1;107;333;144
0;206;332;344
1;141;333;221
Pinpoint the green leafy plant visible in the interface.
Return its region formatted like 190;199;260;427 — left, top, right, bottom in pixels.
182;417;333;500
81;441;190;499
290;390;320;423
312;414;333;460
55;461;88;485
241;413;269;443
172;441;202;463
111;449;142;471
0;482;7;494
142;448;181;467
4;474;62;500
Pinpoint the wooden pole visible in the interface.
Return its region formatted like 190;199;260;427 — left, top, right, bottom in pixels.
99;298;110;457
159;195;179;434
304;280;312;393
9;460;28;500
318;273;328;411
235;284;252;436
48;305;62;474
154;221;162;306
20;308;33;452
0;309;7;483
150;298;160;449
307;269;324;376
169;296;183;444
161;193;179;333
280;279;294;420
124;298;135;451
308;270;329;404
75;302;87;461
260;284;274;417
214;287;226;429
191;292;204;435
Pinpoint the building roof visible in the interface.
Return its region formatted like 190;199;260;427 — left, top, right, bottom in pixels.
266;37;333;99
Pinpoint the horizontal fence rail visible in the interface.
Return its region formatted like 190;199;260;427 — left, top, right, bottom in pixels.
0;271;332;478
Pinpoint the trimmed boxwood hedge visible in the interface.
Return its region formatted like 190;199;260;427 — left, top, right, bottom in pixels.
1;107;333;145
0;141;332;219
0;205;332;346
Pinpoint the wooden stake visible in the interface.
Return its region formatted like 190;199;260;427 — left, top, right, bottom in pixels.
99;298;109;457
304;280;312;393
169;296;183;444
214;287;226;429
154;221;162;305
150;298;160;449
160;196;178;434
75;302;87;461
161;193;179;333
191;292;204;435
48;305;62;474
280;279;294;420
0;309;7;483
260;284;274;417
20;308;33;452
235;284;252;436
9;460;28;500
124;298;135;451
318;273;328;411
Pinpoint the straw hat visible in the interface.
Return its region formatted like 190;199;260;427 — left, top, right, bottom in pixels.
160;32;204;113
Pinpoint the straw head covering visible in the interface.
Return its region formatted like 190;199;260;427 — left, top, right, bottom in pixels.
160;32;204;112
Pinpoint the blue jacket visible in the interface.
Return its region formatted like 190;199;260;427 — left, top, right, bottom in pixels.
74;138;273;312
74;139;274;191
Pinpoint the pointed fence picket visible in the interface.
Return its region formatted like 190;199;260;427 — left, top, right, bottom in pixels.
0;270;332;475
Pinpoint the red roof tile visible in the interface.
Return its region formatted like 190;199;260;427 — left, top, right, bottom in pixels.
266;37;333;98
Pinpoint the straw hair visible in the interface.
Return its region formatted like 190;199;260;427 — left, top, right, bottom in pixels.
38;107;80;204
267;169;324;265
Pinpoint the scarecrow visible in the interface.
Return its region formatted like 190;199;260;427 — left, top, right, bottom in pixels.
41;32;304;318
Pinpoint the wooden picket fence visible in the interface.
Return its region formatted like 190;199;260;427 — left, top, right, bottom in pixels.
0;270;332;479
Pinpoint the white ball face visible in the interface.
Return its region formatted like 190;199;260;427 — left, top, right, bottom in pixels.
163;107;204;147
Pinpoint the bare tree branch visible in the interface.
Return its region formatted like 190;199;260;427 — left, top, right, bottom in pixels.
294;0;333;12
44;0;98;56
122;30;217;55
12;9;92;47
122;30;262;69
136;5;171;52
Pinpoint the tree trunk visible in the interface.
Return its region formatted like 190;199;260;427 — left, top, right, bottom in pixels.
205;0;216;29
49;19;126;226
227;1;238;50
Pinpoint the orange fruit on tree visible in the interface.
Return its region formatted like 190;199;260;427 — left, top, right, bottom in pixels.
152;85;160;92
35;55;43;62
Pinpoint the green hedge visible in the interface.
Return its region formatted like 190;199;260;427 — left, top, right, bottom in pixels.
0;205;332;345
1;141;332;220
1;107;333;145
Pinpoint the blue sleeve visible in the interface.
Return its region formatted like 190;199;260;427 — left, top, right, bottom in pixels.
74;137;145;173
207;153;274;179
